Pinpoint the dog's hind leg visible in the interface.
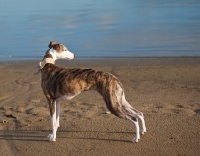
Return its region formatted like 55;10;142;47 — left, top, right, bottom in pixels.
103;84;141;143
127;117;140;143
137;112;146;135
122;93;146;135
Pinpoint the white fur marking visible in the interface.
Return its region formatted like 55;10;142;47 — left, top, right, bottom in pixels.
48;101;57;142
115;84;122;107
49;49;57;61
56;101;60;128
57;95;76;101
131;120;140;143
49;47;74;61
121;93;147;142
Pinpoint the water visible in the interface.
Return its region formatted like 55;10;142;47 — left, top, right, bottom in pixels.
0;0;200;61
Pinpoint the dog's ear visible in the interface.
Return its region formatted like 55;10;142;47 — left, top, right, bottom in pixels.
48;41;57;48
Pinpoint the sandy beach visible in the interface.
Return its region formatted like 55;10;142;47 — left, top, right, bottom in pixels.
0;58;200;156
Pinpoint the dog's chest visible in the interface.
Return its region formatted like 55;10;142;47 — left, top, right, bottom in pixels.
57;95;76;101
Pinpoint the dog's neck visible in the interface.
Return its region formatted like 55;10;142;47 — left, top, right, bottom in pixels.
39;54;55;70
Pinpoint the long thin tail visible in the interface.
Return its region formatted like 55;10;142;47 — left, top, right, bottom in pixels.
101;82;126;118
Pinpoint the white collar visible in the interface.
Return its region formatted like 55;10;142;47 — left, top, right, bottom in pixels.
38;58;55;71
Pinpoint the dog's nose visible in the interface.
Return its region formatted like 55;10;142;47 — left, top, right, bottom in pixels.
73;54;76;58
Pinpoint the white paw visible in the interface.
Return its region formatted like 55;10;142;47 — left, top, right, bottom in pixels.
47;134;56;142
132;137;140;143
140;129;147;135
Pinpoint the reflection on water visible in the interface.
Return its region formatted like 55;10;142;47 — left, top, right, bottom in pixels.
0;0;200;60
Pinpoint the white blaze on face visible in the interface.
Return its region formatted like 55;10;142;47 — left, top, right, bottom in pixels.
49;45;75;61
57;49;74;60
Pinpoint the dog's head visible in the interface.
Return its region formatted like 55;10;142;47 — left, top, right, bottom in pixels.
47;41;75;61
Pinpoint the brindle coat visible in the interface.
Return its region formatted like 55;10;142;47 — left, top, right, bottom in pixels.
40;42;146;143
41;63;125;118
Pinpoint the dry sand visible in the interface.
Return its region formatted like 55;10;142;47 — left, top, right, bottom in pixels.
0;58;200;156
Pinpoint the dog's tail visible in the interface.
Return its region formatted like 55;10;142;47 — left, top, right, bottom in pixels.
101;80;140;121
97;78;125;119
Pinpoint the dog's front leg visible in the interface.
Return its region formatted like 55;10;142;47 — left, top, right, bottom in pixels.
48;101;57;142
56;101;60;128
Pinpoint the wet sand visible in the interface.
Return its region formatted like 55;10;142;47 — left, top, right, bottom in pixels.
0;58;200;156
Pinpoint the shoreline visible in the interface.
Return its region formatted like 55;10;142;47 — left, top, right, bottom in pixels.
1;57;200;66
1;56;200;62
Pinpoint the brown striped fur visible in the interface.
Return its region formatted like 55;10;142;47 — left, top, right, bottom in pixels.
41;64;125;118
40;41;146;143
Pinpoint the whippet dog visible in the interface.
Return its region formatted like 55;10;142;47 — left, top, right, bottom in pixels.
39;41;146;143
